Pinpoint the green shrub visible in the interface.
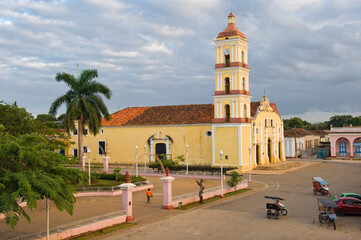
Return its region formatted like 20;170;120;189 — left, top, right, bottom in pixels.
227;171;243;190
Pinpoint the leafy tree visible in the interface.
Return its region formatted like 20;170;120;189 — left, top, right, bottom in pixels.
57;113;66;129
346;116;361;126
327;115;353;128
0;101;40;136
36;114;57;123
0;126;86;229
49;69;112;170
36;114;59;129
227;171;243;190
284;117;312;130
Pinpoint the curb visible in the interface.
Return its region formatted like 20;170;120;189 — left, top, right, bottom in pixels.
252;161;322;175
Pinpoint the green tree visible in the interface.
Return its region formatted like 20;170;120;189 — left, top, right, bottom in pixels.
327;115;353;128
57;113;66;129
0;101;39;136
0;127;86;229
227;171;243;190
36;114;59;129
283;117;311;130
49;69;112;170
346;116;361;126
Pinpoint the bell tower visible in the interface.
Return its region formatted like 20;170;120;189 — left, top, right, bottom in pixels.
213;13;252;123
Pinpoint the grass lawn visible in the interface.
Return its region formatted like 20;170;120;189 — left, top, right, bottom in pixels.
179;188;251;210
69;222;135;240
69;179;123;188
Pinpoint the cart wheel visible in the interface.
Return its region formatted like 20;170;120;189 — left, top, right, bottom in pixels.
318;214;323;223
331;220;336;230
275;211;280;220
337;209;345;216
267;210;271;219
313;189;317;195
281;209;288;216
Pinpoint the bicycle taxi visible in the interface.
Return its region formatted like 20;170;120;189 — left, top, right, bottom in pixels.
317;198;337;230
312;177;331;197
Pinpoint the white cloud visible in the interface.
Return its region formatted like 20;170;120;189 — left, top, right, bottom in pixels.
272;0;323;12
143;42;173;55
154;24;195;38
102;50;141;58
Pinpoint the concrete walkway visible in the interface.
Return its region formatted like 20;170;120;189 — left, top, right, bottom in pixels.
0;160;313;239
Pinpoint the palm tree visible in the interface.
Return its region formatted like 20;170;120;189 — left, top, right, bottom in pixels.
49;69;112;170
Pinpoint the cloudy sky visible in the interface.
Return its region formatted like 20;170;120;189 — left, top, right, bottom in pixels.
0;0;360;123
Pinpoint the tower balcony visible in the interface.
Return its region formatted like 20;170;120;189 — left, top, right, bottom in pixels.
212;117;252;123
214;90;250;95
215;62;249;69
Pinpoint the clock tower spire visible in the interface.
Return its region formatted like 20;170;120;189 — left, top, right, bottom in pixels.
213;13;251;123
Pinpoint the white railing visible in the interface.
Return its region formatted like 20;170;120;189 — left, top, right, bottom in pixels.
13;210;126;240
73;181;148;192
172;185;225;202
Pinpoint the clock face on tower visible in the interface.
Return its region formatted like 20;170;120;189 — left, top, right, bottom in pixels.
224;48;230;55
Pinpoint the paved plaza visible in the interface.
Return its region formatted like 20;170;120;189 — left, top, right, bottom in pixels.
101;160;361;240
0;160;360;240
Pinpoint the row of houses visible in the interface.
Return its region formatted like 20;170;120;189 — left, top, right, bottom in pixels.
284;126;361;159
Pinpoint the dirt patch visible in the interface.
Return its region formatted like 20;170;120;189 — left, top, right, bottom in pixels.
255;161;303;170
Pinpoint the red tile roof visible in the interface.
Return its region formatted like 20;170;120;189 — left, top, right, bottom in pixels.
102;104;214;127
284;128;318;138
102;102;281;127
217;14;246;39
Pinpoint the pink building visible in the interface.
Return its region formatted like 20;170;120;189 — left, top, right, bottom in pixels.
329;126;361;158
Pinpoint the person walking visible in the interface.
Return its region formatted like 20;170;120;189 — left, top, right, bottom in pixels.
146;188;153;203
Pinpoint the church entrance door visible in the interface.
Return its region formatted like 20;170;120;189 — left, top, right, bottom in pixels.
156;143;166;158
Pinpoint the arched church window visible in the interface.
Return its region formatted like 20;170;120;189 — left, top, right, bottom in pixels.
225;78;230;94
241;51;244;64
242;78;246;91
244;104;247;118
225;104;230;122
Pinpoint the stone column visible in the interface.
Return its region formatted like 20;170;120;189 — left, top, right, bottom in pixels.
160;176;175;210
102;156;109;173
120;181;136;222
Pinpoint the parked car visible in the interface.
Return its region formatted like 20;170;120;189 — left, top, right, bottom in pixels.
332;193;361;201
334;197;361;216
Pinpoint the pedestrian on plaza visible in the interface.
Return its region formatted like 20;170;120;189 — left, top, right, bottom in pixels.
146;188;153;203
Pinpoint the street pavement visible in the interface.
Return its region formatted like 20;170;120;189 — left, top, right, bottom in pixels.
0;160;360;240
99;160;361;240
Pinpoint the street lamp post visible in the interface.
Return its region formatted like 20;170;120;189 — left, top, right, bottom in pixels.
88;150;91;186
135;145;138;177
144;145;147;172
248;146;252;183
186;144;189;175
219;150;224;197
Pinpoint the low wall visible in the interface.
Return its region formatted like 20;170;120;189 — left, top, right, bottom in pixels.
171;181;248;208
35;215;127;240
120;171;220;180
74;184;153;197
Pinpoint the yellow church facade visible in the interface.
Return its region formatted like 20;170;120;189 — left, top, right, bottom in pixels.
70;13;285;172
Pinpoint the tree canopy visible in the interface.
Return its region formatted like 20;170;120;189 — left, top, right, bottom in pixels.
0;101;40;136
0;125;86;229
283;115;361;130
49;68;112;169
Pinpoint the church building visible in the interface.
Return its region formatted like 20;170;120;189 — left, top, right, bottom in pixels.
70;13;285;171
